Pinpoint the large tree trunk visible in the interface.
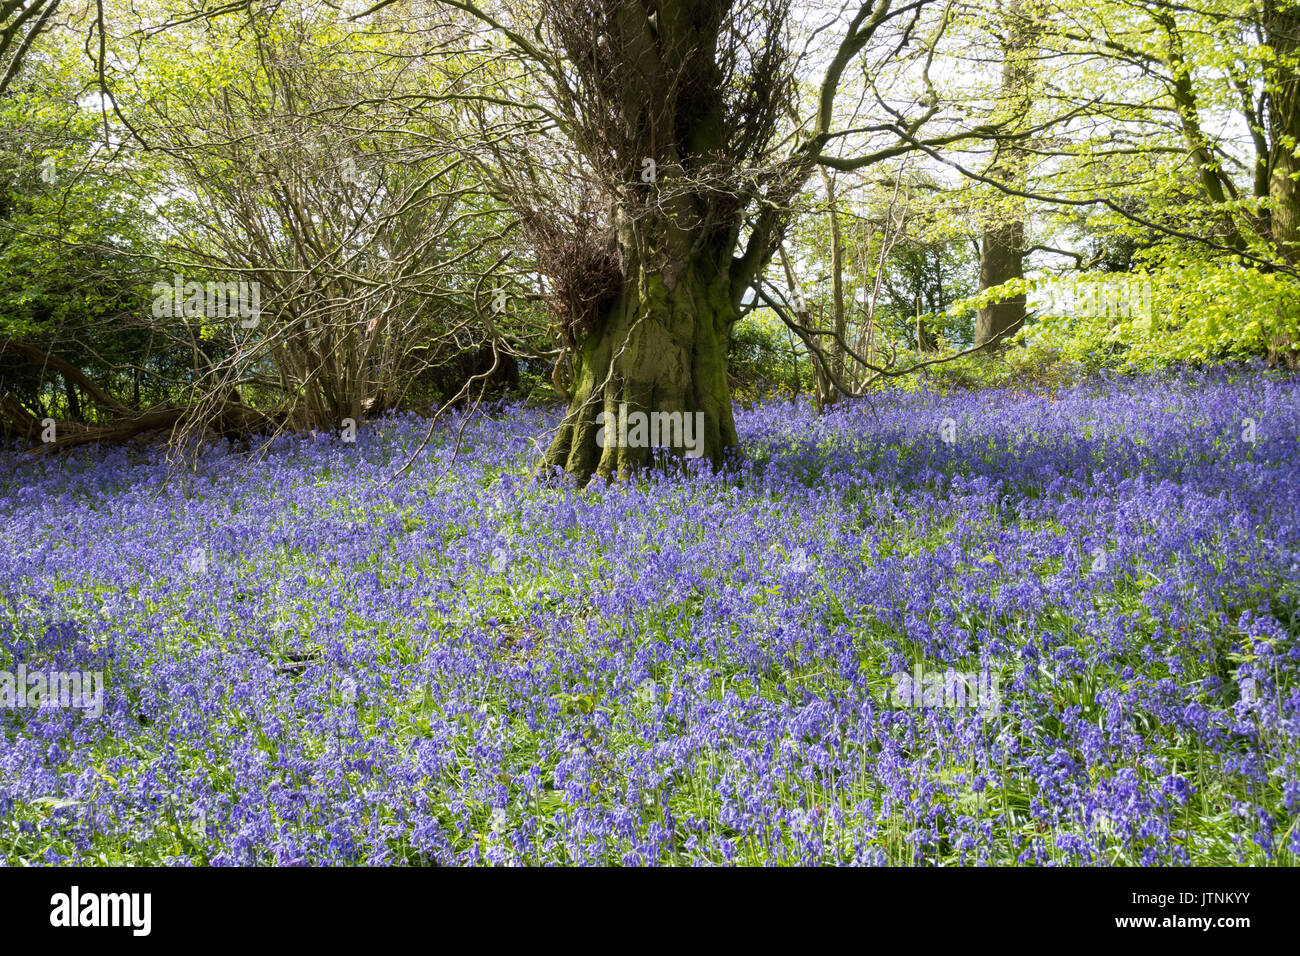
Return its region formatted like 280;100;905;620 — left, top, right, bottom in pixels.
542;248;738;480
531;0;790;482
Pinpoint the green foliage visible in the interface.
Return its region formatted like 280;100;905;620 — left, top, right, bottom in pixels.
0;40;177;419
883;342;1081;394
874;237;977;350
728;311;809;402
1023;251;1300;371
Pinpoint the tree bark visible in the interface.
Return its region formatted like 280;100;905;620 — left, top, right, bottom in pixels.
975;220;1026;347
64;372;82;423
821;167;847;385
1266;1;1300;367
542;250;737;480
527;0;922;479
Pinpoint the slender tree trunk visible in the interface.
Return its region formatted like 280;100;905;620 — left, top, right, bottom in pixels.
1161;15;1247;252
975;0;1036;349
64;373;82;422
821;168;847;385
916;295;938;352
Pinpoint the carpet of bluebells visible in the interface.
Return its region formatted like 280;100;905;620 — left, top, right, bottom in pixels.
2;366;1299;866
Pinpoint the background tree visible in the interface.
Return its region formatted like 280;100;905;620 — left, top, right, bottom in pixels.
974;0;1039;347
1;0;60;96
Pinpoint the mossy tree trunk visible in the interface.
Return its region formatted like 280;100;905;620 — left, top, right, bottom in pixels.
542;232;740;481
535;0;786;482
